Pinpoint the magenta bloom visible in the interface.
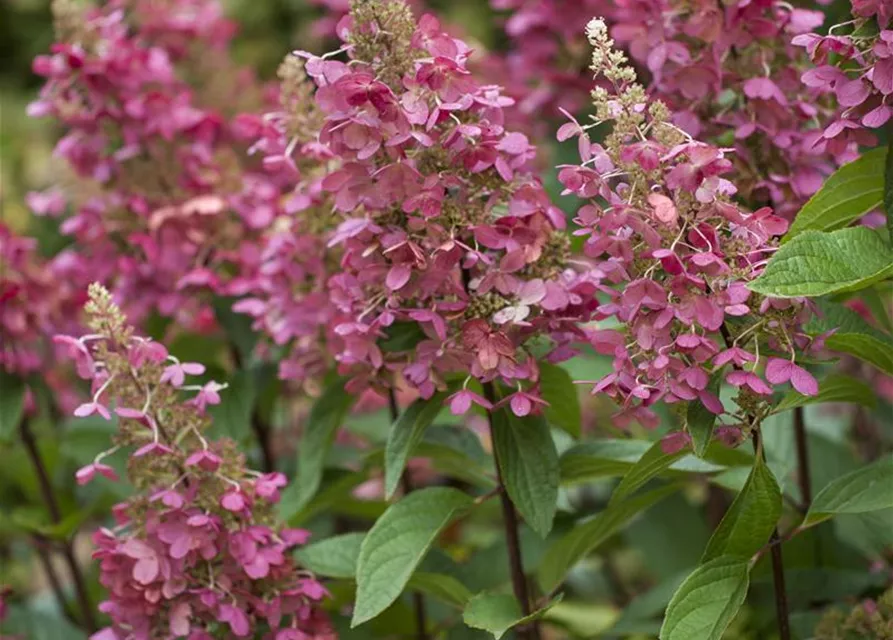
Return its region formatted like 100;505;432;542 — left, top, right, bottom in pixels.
75;462;119;486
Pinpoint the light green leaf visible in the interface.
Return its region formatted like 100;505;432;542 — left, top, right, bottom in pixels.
560;440;729;486
379;321;426;353
538;484;678;592
806;300;893;375
862;285;893;333
772;374;876;414
407;572;473;609
463;592;563;640
685;374;722;457
786;148;885;240
352;487;473;627
609;440;688;507
804;455;893;527
749;227;893;298
385;392;448;499
0;371;25;442
285;377;356;518
294;532;364;579
701;454;781;561
490;409;559;538
659;556;750;640
539;362;581;437
885;137;893;242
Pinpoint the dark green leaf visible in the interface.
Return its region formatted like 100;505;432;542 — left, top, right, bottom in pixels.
294;532;364;579
407;572;473;609
286;377;356;518
538;484;678;592
213;296;259;364
885;135;893;243
379;322;426;353
490;409;559;538
384;392;448;499
749;227;893;298
804;455;893;527
701;454;781;561
685;374;722;457
772;374;876;414
463;592;563;640
806;300;893;375
609;440;688;507
538;362;581;437
786;148;885;239
208;368;258;442
353;487;473;627
659;557;750;640
0;371;25;442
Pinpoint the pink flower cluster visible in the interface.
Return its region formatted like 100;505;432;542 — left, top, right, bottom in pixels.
569;20;818;448
56;284;332;640
0;224;84;377
28;0;277;328
238;0;597;409
795;1;893;135
493;0;857;217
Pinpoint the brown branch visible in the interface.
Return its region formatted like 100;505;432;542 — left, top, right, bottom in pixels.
31;535;76;624
793;406;812;510
19;418;97;632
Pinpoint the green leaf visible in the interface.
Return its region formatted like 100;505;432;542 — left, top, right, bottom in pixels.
352;487;473;627
786;148;885;240
806;300;893;375
213;296;259;364
384;392;448;499
490;409;559;538
804;455;893;527
560;440;728;486
862;285;893;333
609;440;688;507
772;374;876;414
538;362;581;437
885;136;893;243
685;374;722;457
294;532;364;579
208;368;258;442
538;484;678;592
749;227;893;298
0;371;25;442
702;454;781;562
287;377;356;517
407;572;473;609
379;321;426;353
659;556;750;640
463;592;563;640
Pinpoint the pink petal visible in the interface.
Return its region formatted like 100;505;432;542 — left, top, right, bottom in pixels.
385;264;412;291
789;364;819;396
765;358;793;385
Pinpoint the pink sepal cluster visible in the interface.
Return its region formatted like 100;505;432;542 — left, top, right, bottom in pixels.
56;285;333;640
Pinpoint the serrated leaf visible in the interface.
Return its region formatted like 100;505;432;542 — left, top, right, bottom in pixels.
701;454;781;562
804;455;893;527
772;374;876;414
385;392;448;499
285;377;356;518
407;572;473;609
685;374;722;457
560;440;728;486
538;484;678;592
749;227;893;298
463;592;563;640
0;371;25;442
806;300;893;375
659;556;750;640
294;532;364;579
490;409;559;538
538;362;581;437
352;487;473;627
609;440;688;507
786;148;885;240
